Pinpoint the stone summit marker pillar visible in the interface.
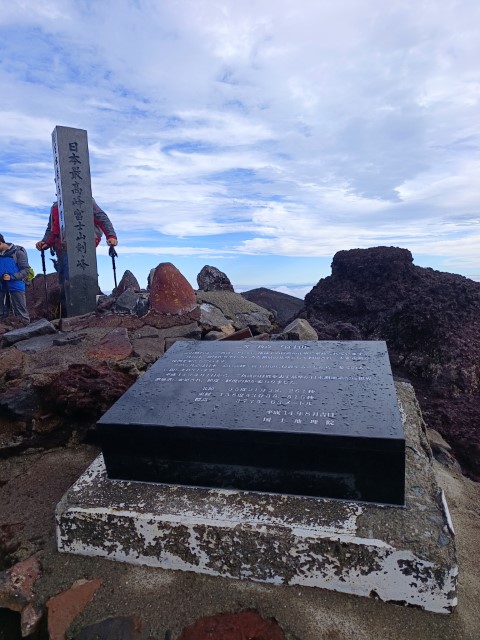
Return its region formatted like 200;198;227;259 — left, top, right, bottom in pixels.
52;126;98;317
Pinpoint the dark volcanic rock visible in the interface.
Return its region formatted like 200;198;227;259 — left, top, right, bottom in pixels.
197;265;234;292
44;364;133;419
241;287;304;327
2;319;56;347
25;273;62;322
302;246;480;481
112;270;140;298
74;615;151;640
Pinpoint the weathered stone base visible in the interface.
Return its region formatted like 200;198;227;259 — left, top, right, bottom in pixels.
56;382;457;613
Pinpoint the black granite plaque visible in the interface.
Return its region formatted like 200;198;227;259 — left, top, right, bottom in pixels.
97;341;405;505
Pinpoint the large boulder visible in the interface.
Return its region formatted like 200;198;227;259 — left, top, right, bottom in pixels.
25;273;62;322
241;287;304;327
272;318;318;341
196;291;274;336
197;265;234;292
149;263;198;315
302;245;480;481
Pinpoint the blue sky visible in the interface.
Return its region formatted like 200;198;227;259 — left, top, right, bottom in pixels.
1;0;480;297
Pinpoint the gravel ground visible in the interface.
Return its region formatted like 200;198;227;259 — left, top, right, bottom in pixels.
1;444;479;640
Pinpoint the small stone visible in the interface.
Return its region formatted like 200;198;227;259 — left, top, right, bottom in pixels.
219;327;253;340
0;554;41;612
437;533;451;546
47;578;102;640
114;289;141;315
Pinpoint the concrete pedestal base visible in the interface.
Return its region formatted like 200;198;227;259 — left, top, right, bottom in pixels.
56;382;457;613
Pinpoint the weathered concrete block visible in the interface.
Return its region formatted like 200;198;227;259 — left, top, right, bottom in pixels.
56;382;457;614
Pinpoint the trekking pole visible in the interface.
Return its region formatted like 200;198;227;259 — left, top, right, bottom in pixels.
109;245;118;289
40;249;49;318
2;278;12;318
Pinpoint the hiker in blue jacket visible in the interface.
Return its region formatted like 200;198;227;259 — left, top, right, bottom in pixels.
0;233;30;324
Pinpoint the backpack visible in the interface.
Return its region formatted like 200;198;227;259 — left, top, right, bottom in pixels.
25;266;35;285
11;245;34;284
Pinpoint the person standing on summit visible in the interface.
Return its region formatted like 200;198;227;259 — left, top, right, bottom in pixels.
0;233;31;324
35;197;118;285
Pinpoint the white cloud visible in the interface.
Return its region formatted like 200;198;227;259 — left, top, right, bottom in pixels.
2;0;480;285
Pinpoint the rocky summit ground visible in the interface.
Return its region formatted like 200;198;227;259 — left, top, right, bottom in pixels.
1;254;480;638
0;444;479;639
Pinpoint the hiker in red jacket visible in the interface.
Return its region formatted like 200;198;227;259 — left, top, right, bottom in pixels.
35;199;118;309
35;198;118;254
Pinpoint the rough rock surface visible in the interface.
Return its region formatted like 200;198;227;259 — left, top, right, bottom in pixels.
25;272;62;322
272;318;318;341
112;270;141;298
47;578;103;640
178;609;286;640
0;553;42;635
197;265;234;292
196;291;274;335
241;287;304;326
149;263;198;314
74;615;152;640
85;327;134;361
301;246;480;480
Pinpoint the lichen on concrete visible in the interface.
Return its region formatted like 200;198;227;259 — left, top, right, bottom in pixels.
56;382;457;614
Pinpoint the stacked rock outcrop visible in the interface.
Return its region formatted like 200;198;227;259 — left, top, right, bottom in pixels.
301;246;480;480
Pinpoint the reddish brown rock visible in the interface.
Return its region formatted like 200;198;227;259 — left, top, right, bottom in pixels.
21;602;44;637
44;363;133;418
149;263;197;315
178;609;286;640
85;328;133;361
0;554;43;635
25;272;62;322
0;553;41;610
47;578;102;640
112;270;141;298
0;347;24;379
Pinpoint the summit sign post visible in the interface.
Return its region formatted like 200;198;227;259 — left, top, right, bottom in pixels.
51;126;98;316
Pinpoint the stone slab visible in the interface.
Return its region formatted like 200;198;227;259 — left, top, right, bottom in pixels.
97;341;405;505
56;382;457;614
